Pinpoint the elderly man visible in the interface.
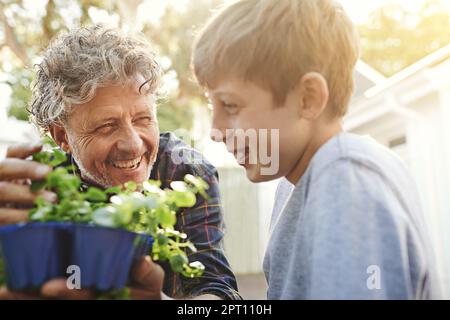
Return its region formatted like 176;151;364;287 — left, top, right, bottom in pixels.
0;25;240;300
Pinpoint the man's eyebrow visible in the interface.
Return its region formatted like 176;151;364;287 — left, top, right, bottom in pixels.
88;117;118;126
134;109;154;116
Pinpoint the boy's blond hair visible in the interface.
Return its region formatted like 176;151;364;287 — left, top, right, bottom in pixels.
192;0;359;117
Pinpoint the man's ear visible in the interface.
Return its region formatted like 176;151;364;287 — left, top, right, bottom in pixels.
297;72;329;120
48;124;72;154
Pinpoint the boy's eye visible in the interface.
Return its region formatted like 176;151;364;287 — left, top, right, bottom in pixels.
223;103;239;115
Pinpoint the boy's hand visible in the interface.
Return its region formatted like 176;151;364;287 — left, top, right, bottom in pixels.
0;256;166;300
0;144;56;225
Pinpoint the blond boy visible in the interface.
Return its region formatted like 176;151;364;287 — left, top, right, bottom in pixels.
192;0;441;299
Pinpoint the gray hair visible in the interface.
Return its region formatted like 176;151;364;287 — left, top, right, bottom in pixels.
29;24;162;131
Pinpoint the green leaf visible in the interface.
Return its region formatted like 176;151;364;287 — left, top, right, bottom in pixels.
105;186;121;194
143;180;164;196
49;149;67;167
92;206;118;227
46;168;67;188
184;174;210;200
184;174;208;190
157;233;169;246
114;209;133;227
76;201;92;215
169;253;188;274
96;287;131;300
32;151;52;165
143;180;161;189
187;242;197;253
143;195;158;210
34;196;47;207
111;193;144;212
41;136;58;148
189;261;205;271
30;206;53;221
183;261;205;278
156;207;176;228
152;234;170;261
163;228;182;238
30;181;47;192
172;190;196;207
124;181;137;193
84;187;107;202
65;174;81;190
170;181;188;192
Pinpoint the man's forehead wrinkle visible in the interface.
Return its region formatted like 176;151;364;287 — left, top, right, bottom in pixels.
66;87;156;129
74;104;154;129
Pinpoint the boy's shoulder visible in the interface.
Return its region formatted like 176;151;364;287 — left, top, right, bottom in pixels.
302;132;424;221
308;132;410;183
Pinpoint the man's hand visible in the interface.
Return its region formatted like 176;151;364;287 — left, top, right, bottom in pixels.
0;256;166;300
0;144;56;225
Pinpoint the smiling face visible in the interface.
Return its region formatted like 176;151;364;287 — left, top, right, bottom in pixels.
207;78;314;183
207;75;344;184
51;83;159;188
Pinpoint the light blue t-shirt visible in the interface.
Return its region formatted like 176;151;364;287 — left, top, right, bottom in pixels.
263;132;441;299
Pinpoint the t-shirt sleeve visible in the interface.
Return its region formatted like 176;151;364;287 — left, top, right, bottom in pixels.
299;159;425;299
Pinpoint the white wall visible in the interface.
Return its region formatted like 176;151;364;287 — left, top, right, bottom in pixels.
405;90;450;297
345;63;450;298
217;167;277;274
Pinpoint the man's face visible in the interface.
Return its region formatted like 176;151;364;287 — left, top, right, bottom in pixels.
207;78;311;183
62;83;159;188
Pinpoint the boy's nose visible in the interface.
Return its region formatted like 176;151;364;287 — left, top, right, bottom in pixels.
210;109;228;143
210;127;226;143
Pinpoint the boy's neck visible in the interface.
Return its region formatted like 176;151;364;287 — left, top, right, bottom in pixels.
285;120;343;185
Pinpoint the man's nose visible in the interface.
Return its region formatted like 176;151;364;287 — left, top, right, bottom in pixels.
116;126;143;156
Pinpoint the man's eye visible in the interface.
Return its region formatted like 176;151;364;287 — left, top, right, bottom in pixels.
223;103;238;114
134;117;153;125
96;123;114;133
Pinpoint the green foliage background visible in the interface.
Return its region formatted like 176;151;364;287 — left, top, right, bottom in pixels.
0;0;221;132
359;0;450;76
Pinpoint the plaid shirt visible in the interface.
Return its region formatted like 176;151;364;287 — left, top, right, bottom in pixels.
71;132;241;300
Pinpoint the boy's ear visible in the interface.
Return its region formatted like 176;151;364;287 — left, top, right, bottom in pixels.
48;124;72;154
297;72;329;120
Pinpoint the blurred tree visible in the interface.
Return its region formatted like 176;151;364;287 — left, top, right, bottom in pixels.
3;67;33;120
359;0;450;76
142;0;221;133
0;0;115;121
0;0;220;134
